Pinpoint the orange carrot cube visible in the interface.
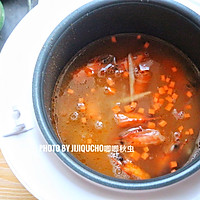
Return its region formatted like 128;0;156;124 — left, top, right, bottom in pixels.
67;88;74;94
160;75;166;82
138;108;145;114
178;126;184;132
158;87;165;95
130;151;141;161
148;108;155;115
184;113;191;119
143;147;149;152
170;161;177;169
172;93;178;100
154;93;160;98
148;122;156;129
112;105;121;114
159;120;167;127
165;96;173;103
137;34;141;40
169;81;175;88
111;36;117;43
167;88;173;95
185;131;190;135
189;128;194;135
166;77;170;83
154;97;159;103
144;42;150;49
164;85;168;91
171;67;178;72
141;152;149;160
186;91;192;98
153;103;161;111
165;103;174;111
159;98;165;105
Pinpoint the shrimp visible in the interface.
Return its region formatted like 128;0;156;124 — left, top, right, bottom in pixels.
110;152;150;180
114;113;160;128
118;126;165;146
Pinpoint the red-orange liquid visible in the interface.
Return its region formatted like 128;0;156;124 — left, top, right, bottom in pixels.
51;34;200;179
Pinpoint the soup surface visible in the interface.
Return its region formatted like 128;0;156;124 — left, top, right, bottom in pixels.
52;34;200;180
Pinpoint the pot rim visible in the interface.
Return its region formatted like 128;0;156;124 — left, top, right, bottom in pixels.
32;0;200;190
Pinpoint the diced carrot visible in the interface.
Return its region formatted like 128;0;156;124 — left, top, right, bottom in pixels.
159;98;165;105
106;77;115;86
138;107;145;114
170;161;177;169
159;120;167;127
184;113;191;119
81;117;87;124
171;67;177;72
148;122;156;129
171;169;176;173
164;85;168;91
80;104;86;112
123;71;129;78
87;138;92;144
169;81;175;88
137;34;141;40
189;128;194;135
144;42;150;49
172;93;178;100
67;88;74;94
124;105;132;113
91;88;95;93
153;97;159;103
143;147;149;153
167;88;173;95
178;125;184;132
158;87;165;95
79;98;84;103
185;104;192;110
131;101;137;109
166;77;170;83
165;103;174;111
153;103;161;111
165;96;173;103
141;152;149;160
154;93;160;98
112;105;121;114
186;91;192;98
105;87;116;95
129;151;141;161
185;131;190;135
161;75;166;82
148;108;155;115
111;36;117;43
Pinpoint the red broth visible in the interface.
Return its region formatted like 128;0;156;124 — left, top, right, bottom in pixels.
51;34;200;180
